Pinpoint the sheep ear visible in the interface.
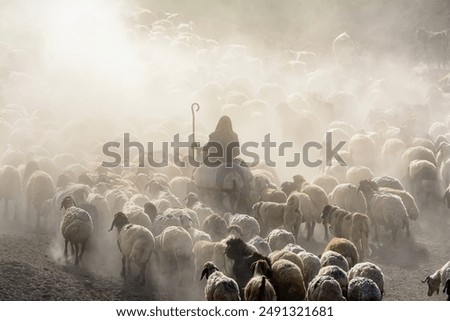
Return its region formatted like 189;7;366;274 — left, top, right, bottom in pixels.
250;261;257;272
200;268;208;280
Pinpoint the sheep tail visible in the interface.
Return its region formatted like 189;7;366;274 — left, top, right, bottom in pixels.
258;276;267;300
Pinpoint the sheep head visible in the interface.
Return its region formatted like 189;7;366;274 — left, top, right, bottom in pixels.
321;205;337;223
200;261;219;280
144;202;157;222
250;259;272;278
179;213;192;229
225;237;250;260
108;212;130;232
358;180;378;195
227;224;244;239
185;192;199;208
60;196;76;210
422;274;441;296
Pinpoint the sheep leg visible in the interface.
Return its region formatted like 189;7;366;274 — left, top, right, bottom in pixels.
78;242;86;265
127;260;131;277
306;221;315;241
323;222;329;241
64;238;69;258
74;243;79;266
121;256;126;277
391;228;398;244
136;263;146;285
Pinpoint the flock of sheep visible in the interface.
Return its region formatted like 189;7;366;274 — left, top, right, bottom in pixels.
1;2;450;301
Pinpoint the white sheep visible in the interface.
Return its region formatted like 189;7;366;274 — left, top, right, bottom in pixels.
307;275;346;301
372;176;404;190
244;259;276;301
298;252;321;287
108;212;155;285
320;250;349;272
349;262;385;296
345;166;374;187
227;213;260;242
328;183;367;213
347;276;382;301
378;186;420;221
155;226;195;286
251;193;301;240
358;180;410;244
318;265;348;297
25;170;55;229
179;213;212;243
200;261;240;301
59;196;93;266
266;228;296;251
122;202;153;231
422;261;450;298
248;235;272;256
311;175;339;195
254;174;287;203
321;205;371;260
185;192;215;226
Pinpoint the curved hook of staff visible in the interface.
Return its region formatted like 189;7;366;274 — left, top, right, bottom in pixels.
191;103;200;149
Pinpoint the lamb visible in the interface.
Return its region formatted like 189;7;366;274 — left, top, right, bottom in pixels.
298;252;321;287
200;261;240;301
179;213;212;243
266;228;296;251
270;258;306;300
328;183;366;213
323;237;359;268
251;193;301;240
347;276;382;301
320;250;349;272
59;196;93;266
154;226;195;286
358;180;410;244
422;261;450;298
25;170;55;229
108;212;155;285
224;237;271;294
244;259;277;301
307;275;346;301
318;265;348;297
349;262;385;296
321;205;371;260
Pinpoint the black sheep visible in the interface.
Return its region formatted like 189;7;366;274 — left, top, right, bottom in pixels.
225;238;271;295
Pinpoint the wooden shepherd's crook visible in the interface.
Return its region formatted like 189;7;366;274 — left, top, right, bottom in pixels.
191;103;200;150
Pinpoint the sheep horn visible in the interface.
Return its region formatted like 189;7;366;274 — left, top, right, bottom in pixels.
421;276;430;283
